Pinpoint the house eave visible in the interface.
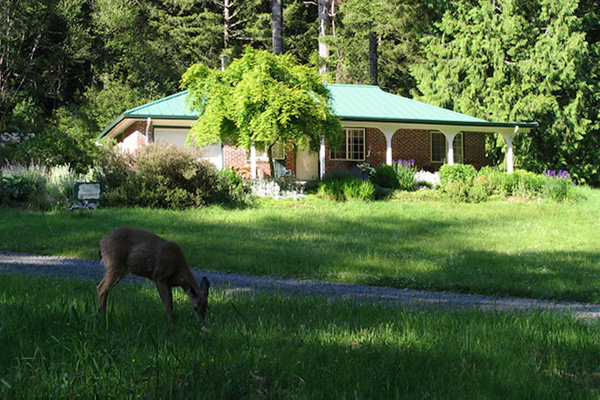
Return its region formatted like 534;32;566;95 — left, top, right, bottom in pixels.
338;116;538;130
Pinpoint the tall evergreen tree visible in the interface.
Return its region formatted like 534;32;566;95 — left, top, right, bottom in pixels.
412;0;599;184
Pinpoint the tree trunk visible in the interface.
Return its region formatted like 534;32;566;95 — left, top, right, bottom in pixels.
369;29;378;86
272;0;283;55
268;143;275;178
318;0;331;75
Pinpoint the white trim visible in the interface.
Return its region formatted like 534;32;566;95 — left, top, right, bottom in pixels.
250;143;257;179
319;135;326;179
341;120;531;135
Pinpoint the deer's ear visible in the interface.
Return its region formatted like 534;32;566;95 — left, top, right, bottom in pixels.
200;277;210;295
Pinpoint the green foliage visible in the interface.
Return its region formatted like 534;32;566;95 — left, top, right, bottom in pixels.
318;172;375;201
371;164;399;189
504;170;545;198
99;143;244;209
16;107;104;174
335;0;450;94
439;164;576;202
393;159;417;191
0;163;88;210
542;171;577;202
412;0;600;186
182;47;343;157
371;161;416;191
439;164;477;186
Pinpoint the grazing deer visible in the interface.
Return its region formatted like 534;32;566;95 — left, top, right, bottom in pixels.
97;227;210;324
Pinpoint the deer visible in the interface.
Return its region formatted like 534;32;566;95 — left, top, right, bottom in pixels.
97;227;210;325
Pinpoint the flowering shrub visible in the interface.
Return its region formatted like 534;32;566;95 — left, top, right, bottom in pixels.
393;159;417;191
246;178;306;200
543;169;576;202
414;171;440;188
356;162;376;179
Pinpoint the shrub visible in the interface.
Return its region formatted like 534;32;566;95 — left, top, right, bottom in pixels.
0;162;86;210
467;175;491;203
318;171;374;201
476;166;507;197
439;163;477;186
134;143;241;208
504;170;545;198
393;159;417;191
543;170;576;202
371;165;399;189
371;160;417;191
439;164;477;202
97;143;245;209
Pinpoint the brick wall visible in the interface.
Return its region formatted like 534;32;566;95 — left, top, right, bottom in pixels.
285;148;296;178
391;129;432;170
322;127;489;174
223;144;276;177
366;128;387;166
116;122;146;153
463;132;488;169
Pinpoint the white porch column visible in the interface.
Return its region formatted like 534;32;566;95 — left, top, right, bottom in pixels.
319;135;326;179
383;130;394;165
250;142;257;179
439;128;461;166
500;126;520;174
144;117;151;145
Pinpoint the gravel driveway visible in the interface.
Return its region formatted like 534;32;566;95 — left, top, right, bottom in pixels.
2;251;600;321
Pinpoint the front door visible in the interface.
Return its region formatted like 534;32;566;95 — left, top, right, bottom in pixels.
296;146;319;181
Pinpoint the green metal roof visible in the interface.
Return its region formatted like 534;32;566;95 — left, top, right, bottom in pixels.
99;83;537;138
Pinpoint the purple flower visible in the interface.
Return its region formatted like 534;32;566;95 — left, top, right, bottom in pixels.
394;159;415;168
544;169;571;180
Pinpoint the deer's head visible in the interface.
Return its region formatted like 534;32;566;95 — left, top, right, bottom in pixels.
190;277;210;323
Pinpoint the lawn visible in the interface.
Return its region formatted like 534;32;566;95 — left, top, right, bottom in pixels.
1;187;599;302
1;274;599;398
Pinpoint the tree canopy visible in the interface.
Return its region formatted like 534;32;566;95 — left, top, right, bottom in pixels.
181;47;342;171
411;0;599;184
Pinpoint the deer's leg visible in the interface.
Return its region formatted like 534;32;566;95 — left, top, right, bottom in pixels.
97;269;123;314
155;281;174;322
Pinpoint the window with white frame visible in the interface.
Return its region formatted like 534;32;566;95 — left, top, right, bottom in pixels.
330;128;365;161
431;132;463;163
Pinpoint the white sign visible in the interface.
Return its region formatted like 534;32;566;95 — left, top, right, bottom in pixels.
74;183;103;201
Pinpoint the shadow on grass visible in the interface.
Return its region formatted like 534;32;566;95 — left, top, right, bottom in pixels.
0;206;599;302
1;275;599;398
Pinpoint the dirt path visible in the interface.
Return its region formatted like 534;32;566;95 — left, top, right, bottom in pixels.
2;251;600;321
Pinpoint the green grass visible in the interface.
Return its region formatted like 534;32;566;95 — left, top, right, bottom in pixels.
1;274;599;398
1;187;600;303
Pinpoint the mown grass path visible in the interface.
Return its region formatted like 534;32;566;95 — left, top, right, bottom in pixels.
3;251;600;321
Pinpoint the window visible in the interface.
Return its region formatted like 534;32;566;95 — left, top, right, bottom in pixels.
247;142;286;161
431;132;463;163
331;128;365;161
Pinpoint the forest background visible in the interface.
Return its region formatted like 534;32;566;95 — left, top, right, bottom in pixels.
1;0;598;185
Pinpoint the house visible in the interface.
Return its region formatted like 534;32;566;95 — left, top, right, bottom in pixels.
99;84;537;180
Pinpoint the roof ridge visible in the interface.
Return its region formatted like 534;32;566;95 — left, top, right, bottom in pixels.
325;83;379;88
